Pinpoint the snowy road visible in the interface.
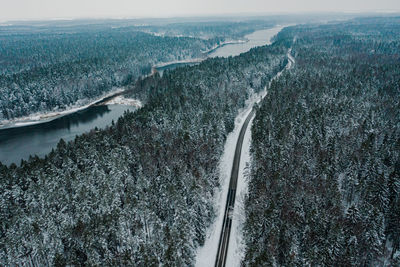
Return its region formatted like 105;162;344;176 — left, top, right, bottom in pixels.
195;27;295;266
212;47;295;267
214;108;255;267
217;48;295;266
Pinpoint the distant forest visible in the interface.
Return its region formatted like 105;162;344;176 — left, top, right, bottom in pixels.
0;29;211;120
0;20;273;120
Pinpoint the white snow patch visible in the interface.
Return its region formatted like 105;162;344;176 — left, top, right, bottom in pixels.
13;121;43;127
103;96;142;107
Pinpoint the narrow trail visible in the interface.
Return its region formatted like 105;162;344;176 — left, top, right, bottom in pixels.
214;47;295;267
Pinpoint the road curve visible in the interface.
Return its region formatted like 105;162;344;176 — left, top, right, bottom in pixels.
214;48;295;267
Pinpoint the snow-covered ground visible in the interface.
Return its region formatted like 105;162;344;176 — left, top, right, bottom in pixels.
195;40;295;266
103;95;142;107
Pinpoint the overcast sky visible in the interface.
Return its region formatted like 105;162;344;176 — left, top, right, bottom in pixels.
1;0;400;21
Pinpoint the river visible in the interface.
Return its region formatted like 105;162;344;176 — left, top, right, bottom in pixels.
0;105;136;166
208;26;284;58
0;25;284;166
155;25;285;74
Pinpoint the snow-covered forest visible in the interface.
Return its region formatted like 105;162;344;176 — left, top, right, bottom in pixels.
0;20;276;121
137;20;274;39
1;15;399;267
244;17;400;266
0;36;287;265
0;30;207;120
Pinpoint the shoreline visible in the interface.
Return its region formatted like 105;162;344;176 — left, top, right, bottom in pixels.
153;39;248;70
202;39;248;55
0;88;126;130
0;26;281;131
153;57;204;69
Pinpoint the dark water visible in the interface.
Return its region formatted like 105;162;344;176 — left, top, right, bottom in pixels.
156;62;200;76
0;105;136;165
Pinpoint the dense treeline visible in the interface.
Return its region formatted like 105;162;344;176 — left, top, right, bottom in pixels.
140;20;274;39
0;39;287;265
0;27;220;120
0;20;279;121
244;17;400;266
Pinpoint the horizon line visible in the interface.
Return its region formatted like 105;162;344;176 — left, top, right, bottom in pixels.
1;10;400;24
